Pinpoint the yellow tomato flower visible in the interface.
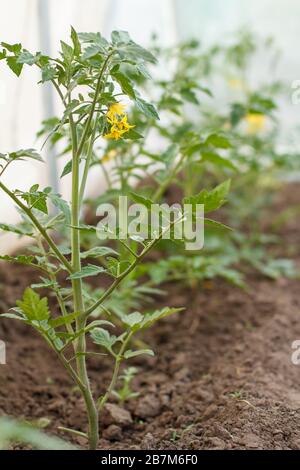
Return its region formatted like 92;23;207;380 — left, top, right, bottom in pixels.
106;103;127;121
104;102;134;140
119;115;135;132
245;113;266;135
104;125;126;140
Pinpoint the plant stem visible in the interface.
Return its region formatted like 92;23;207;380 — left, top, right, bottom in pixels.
78;115;99;206
76;53;113;160
0;181;73;273
98;332;133;412
78;53;114;205
65;53;113;448
69;111;99;450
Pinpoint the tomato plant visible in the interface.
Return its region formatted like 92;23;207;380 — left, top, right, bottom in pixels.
0;28;229;449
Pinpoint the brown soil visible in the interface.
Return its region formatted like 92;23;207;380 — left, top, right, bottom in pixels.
1;184;300;450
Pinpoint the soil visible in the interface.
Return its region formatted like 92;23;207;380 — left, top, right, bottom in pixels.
1;183;300;450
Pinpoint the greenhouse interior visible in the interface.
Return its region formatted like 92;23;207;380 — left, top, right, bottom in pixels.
1;0;300;456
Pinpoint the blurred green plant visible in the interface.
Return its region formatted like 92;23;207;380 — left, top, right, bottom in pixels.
112;366;140;403
0;417;77;450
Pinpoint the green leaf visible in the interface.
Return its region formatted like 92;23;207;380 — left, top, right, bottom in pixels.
68;224;97;233
81;246;118;259
78;32;108;51
106;258;131;278
90;328;118;351
82;44;103;59
135;98;159;120
0;312;25;321
0;416;77;450
201;152;237;171
111;31;131;45
19;185;48;215
120;42;157;64
141;307;183;329
204;218;232;231
8;148;44;163
0;223;33;236
249;93;276;114
16;288;50;322
111;70;136;99
60;41;74;64
124;129;143;140
48;193;71;224
129;191;153;209
41;66;57;83
68;264;105;280
205;133;232;149
180;88;199;104
17;50;41;65
61;160;72;178
78;32;102;43
184;180;231;214
1;42;22;54
31;278;58;289
6;56;23;76
136;63;152;79
49;311;80;328
198;85;213;97
123;312;143;329
84;320;115;334
230;103;247;126
70;26;81;56
0;255;34;265
124;349;154;359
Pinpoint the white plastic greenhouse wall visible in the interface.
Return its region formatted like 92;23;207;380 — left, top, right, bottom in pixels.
0;0;299;253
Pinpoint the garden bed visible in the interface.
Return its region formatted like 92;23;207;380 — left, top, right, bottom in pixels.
1;183;300;450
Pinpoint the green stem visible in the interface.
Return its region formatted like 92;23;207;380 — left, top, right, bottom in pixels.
69;113;99;450
76;53;114;160
78;52;114;207
98;332;133;412
79;115;99;206
78;53;114;205
0;181;73;273
46;334;102;451
37;236;75;337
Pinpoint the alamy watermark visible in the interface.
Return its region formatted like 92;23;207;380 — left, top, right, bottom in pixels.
291;340;300;365
0;340;6;365
96;196;204;251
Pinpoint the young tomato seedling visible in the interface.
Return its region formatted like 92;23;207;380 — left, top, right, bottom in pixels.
0;28;230;449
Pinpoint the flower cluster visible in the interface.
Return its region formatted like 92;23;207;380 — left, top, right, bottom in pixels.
104;103;134;140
